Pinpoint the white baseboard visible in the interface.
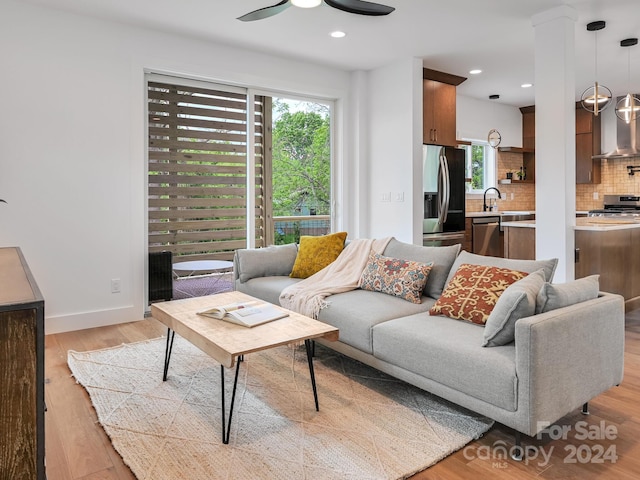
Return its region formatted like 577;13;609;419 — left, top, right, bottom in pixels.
45;305;143;335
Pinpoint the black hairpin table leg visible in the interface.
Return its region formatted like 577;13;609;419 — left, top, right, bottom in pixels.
163;328;175;381
220;360;242;444
305;339;319;411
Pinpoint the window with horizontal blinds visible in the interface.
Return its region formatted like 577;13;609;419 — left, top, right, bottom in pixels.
147;80;269;262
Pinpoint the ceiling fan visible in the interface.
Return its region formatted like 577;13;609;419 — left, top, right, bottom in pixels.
237;0;395;22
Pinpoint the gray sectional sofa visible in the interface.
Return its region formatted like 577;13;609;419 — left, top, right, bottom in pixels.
233;238;625;449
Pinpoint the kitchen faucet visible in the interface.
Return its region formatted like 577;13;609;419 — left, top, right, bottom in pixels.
483;187;502;212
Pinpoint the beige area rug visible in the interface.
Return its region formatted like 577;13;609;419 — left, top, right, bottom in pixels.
68;336;493;480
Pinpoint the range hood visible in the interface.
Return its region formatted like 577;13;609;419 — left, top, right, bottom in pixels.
593;96;640;159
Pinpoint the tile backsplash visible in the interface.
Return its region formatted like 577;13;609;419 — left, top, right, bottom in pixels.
465;153;640;213
466;151;536;212
577;157;640;210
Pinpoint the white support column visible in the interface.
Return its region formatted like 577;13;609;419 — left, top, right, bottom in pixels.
532;6;578;282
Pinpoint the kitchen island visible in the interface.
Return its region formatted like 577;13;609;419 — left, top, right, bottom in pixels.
502;217;640;309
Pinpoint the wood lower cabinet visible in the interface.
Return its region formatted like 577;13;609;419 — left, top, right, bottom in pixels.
0;247;46;480
575;228;640;309
503;226;536;260
463;218;473;253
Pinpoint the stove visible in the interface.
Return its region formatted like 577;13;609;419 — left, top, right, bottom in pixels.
588;195;640;217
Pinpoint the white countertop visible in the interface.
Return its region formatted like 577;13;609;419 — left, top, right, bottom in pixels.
502;218;640;231
467;211;590;218
466;211;535;218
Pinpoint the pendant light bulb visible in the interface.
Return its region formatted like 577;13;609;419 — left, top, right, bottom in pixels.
615;38;640;124
616;94;640;124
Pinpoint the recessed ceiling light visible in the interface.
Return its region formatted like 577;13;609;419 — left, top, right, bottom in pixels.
469;69;482;75
330;31;346;38
521;83;533;88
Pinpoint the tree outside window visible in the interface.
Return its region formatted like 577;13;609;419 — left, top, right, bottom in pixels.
464;142;495;194
271;98;331;244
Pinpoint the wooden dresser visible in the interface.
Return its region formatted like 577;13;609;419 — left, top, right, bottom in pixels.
0;247;46;479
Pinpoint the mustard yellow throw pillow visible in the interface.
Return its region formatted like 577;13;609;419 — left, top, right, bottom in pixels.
290;232;348;279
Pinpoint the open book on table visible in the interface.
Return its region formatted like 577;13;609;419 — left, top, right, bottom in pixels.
197;300;289;327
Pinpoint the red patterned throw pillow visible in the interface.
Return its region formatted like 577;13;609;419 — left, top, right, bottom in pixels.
359;252;433;303
430;263;528;324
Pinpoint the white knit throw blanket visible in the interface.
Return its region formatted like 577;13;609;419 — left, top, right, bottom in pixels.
279;237;392;319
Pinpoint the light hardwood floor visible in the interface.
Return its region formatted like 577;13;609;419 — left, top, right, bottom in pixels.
44;312;640;479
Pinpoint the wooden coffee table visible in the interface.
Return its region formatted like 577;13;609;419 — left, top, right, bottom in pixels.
150;291;339;444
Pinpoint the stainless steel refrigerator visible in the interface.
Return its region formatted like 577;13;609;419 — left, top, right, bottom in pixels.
422;145;466;246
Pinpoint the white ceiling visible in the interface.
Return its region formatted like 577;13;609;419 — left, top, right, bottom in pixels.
20;0;640;107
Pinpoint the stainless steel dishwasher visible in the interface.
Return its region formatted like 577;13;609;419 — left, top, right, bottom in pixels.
471;216;502;257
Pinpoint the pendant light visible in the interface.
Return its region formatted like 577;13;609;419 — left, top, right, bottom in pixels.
581;21;612;116
615;38;640;124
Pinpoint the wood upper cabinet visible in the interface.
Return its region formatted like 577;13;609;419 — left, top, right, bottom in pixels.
521;106;535;150
423;79;457;146
575;104;601;184
422;68;465;147
506;104;601;184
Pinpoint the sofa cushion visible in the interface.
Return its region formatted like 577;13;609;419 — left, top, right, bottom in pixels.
235;276;301;306
373;314;517;411
359;252;433;304
430;264;528;325
316;290;435;354
382;238;460;299
536;275;600;313
483;269;546;347
290;231;348;279
236;243;298;283
445;250;558;286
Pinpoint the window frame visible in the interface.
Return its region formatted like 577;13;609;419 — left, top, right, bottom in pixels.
461;139;497;198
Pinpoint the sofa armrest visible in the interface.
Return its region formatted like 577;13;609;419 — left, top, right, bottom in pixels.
514;292;625;436
233;243;298;283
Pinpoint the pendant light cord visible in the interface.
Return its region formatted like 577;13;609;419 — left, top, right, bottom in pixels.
594;31;598;80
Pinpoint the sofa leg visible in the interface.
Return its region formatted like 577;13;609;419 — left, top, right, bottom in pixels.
582;402;590;415
511;431;523;461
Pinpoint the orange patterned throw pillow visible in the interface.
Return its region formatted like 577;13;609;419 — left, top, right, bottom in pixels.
429;264;528;324
290;231;348;279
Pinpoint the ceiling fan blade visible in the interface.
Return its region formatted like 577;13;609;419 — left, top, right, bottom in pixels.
323;0;395;16
237;0;291;22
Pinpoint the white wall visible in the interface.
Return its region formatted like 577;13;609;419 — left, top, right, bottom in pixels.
457;95;523;146
366;57;423;244
344;71;370;239
0;1;351;333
